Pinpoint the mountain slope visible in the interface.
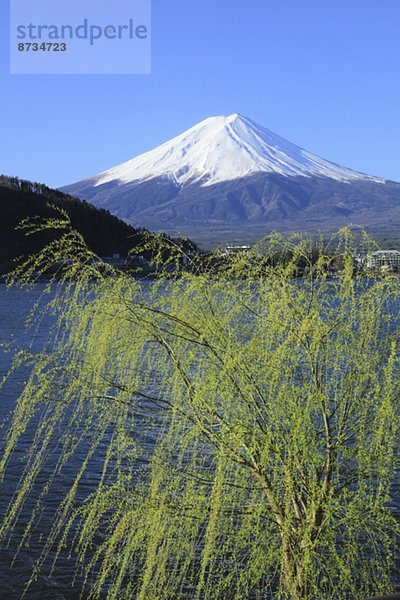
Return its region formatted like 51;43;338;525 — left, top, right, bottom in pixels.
60;114;400;245
0;175;151;274
63;114;382;188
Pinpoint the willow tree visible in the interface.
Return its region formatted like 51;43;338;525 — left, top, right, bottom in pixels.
0;225;399;600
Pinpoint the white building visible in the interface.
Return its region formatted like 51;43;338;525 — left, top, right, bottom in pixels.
221;245;251;257
366;250;400;271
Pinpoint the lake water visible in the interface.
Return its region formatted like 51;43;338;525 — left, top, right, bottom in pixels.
0;284;79;599
0;283;164;600
0;283;399;600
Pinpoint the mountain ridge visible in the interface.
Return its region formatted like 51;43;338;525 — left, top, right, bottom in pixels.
0;175;156;274
69;114;384;189
60;114;400;246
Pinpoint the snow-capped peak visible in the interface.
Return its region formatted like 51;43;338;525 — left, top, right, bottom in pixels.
91;114;384;188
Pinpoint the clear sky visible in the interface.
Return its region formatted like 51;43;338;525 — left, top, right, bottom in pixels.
1;0;399;188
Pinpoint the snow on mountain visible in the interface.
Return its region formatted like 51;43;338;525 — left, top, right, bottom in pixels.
60;114;400;246
89;114;383;189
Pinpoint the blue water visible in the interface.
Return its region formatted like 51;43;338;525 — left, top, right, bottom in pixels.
0;283;399;600
0;283;160;600
0;284;78;599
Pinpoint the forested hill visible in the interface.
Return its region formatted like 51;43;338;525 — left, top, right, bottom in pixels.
0;174;152;275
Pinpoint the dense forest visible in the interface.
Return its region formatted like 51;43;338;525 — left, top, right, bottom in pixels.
0;175;195;275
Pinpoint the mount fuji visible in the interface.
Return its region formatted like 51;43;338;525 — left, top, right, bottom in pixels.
61;114;400;245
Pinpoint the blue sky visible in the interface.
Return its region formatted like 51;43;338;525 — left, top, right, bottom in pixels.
1;0;399;188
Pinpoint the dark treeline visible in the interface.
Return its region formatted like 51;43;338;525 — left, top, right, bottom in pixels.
0;175;196;276
0;174;363;279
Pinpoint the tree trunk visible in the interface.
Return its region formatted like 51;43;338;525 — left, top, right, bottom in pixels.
282;536;311;600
